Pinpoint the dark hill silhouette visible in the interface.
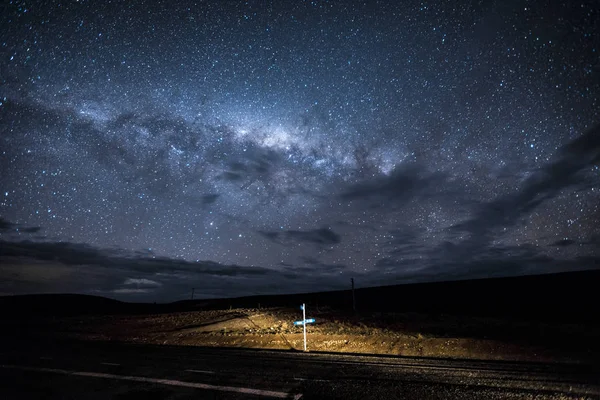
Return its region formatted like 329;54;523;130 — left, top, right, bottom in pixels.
1;269;598;321
180;268;599;321
0;294;127;317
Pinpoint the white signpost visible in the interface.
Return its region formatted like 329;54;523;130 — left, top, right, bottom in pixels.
294;303;315;351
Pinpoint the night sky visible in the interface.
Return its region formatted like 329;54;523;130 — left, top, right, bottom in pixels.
1;0;599;301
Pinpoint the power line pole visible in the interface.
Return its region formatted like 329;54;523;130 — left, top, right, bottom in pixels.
351;278;356;312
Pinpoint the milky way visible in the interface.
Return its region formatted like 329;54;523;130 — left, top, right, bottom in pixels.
1;0;599;301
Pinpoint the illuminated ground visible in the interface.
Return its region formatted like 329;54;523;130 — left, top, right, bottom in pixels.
13;306;597;364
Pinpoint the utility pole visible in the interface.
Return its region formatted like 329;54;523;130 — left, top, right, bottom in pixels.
191;288;195;300
351;278;356;312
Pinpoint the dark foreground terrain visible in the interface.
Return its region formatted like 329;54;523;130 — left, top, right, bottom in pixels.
1;338;599;399
1;270;599;398
3;269;599;319
2;269;600;362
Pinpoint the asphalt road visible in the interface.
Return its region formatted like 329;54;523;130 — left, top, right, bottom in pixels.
0;339;598;399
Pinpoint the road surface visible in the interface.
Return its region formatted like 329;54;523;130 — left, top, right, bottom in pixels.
0;339;598;399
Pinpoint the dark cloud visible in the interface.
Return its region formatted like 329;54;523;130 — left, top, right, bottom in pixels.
223;150;280;181
20;226;42;233
369;251;600;287
332;219;380;232
384;226;428;258
371;240;550;284
278;261;294;267
287;228;341;245
260;227;342;246
300;256;319;265
0;239;353;301
299;257;346;272
259;231;279;241
374;257;398;269
218;145;324;205
586;234;600;246
340;162;447;207
289;257;347;275
221;170;244;182
451;124;600;250
200;193;220;206
0;217;41;235
0;217;15;231
551;239;576;247
0;240;276;278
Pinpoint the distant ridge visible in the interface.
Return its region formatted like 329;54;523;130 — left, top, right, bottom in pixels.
180;268;599;321
0;294;126;317
1;268;598;320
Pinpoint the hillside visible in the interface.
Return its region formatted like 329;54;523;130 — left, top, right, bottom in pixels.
2;268;598;320
1;269;598;364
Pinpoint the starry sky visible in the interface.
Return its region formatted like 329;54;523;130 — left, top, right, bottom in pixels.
1;0;599;302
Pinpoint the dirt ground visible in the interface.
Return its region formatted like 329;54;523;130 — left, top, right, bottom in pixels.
37;307;598;364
